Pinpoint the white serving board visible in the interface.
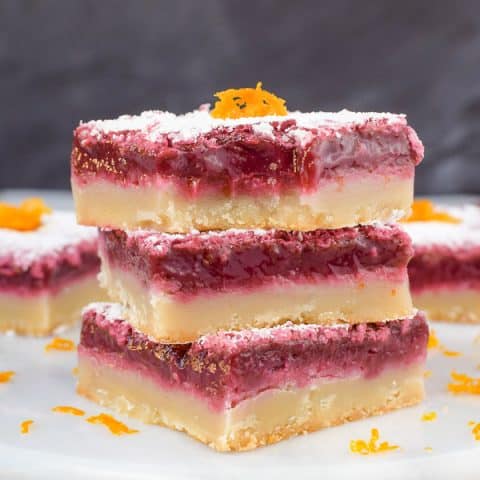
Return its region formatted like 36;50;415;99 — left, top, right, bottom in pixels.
0;192;479;479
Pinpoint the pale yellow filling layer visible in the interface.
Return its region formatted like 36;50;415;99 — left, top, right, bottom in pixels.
72;176;413;232
413;288;480;324
77;355;424;452
99;261;413;342
0;275;106;336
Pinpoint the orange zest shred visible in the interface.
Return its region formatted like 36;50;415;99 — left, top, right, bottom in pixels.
72;367;79;376
470;422;480;441
424;446;433;452
0;197;52;231
20;419;34;434
421;411;437;422
0;371;15;383
349;428;399;455
441;348;462;357
402;199;461;223
448;371;480;395
424;370;433;378
52;405;85;416
45;337;76;352
86;413;138;435
210;82;288;119
428;329;462;357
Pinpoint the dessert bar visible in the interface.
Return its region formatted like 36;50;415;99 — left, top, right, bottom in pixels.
77;303;428;451
0;211;104;335
72;109;423;232
99;224;414;342
404;201;480;323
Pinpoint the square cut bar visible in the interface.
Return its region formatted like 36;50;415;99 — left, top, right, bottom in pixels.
77;303;428;451
404;204;480;323
99;223;414;342
72;110;423;232
0;212;106;335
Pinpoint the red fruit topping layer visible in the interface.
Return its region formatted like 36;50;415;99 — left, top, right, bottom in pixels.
72;110;423;197
408;245;480;292
79;303;428;411
99;224;412;296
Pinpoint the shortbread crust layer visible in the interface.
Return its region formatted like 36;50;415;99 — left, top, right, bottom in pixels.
100;262;413;342
77;355;424;451
412;287;480;323
0;275;105;336
73;175;413;232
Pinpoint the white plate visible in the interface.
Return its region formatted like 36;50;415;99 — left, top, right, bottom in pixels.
1;323;480;479
1;192;479;479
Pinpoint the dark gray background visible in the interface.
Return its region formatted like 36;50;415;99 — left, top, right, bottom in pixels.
1;0;479;193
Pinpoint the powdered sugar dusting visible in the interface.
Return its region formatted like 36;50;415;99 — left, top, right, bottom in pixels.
82;109;406;145
288;128;315;147
115;222;396;245
82;111;166;137
0;212;98;268
84;303;420;352
131;227;269;243
251;122;275;138
402;204;480;248
197;321;353;348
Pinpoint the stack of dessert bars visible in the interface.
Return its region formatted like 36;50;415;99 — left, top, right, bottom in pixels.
72;107;428;451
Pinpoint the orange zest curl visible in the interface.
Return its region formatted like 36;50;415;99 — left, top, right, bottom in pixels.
402;199;461;223
0;197;52;231
349;428;399;455
0;371;15;383
20;419;34;434
52;405;85;416
448;371;480;395
421;411;437;422
86;413;139;435
210;82;288;119
45;337;76;352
